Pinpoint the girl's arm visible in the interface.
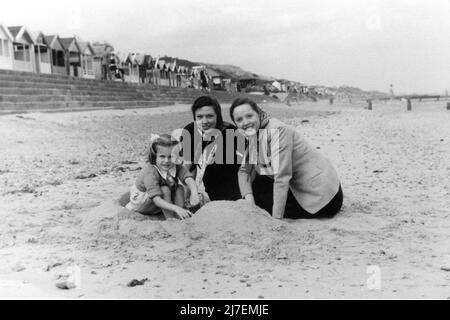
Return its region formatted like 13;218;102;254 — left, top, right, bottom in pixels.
152;196;192;220
184;177;200;206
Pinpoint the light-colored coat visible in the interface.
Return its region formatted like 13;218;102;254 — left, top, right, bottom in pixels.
238;118;340;218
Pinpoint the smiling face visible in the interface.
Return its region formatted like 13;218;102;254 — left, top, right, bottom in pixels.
194;106;218;132
232;104;261;136
155;145;176;171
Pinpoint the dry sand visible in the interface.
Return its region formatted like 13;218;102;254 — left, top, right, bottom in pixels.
0;100;449;299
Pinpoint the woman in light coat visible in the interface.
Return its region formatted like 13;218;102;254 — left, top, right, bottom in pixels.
229;97;343;219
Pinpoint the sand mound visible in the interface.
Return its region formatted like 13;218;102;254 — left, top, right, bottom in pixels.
81;197;165;238
81;199;297;246
179;200;289;243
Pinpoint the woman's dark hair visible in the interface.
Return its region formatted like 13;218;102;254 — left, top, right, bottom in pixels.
148;134;179;164
191;95;223;128
229;97;261;122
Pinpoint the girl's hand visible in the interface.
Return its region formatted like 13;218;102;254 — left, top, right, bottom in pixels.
175;207;193;220
190;192;200;207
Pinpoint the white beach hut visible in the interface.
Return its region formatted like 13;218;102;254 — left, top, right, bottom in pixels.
0;23;14;70
8;26;35;72
30;31;51;74
44;35;67;75
78;40;95;79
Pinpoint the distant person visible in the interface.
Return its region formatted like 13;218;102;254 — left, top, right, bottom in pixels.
229;97;343;219
124;134;201;220
200;70;210;92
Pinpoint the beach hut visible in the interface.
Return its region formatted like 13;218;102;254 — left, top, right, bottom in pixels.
133;53;150;83
277;80;289;92
78;41;95;79
103;50;126;81
44;35;67;75
30;31;51;74
122;53;139;83
116;51;128;70
0;24;14;70
157;59;170;86
138;54;153;83
91;42;114;80
8;26;35;72
177;66;190;88
147;56;160;85
167;60;178;87
272;80;282;92
190;67;202;89
222;78;232;91
60;37;82;77
207;68;225;91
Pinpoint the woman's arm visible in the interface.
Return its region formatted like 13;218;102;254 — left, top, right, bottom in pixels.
270;126;294;219
238;163;255;204
184;177;200;206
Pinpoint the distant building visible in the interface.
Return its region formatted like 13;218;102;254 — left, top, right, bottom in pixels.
157;59;170;86
8;26;35;72
91;42;115;80
207;68;225;90
59;37;82;77
271;80;281;91
124;53;139;83
0;24;14;70
44;35;66;75
30;31;51;74
77;40;95;79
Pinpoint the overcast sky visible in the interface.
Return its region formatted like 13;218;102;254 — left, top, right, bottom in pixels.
2;0;449;94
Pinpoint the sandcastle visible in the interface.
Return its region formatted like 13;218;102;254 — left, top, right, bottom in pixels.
82;198;293;244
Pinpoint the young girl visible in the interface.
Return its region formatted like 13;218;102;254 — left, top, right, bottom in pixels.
125;134;201;220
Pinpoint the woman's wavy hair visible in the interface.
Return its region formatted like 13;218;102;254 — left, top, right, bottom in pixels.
229;97;261;122
191;95;224;129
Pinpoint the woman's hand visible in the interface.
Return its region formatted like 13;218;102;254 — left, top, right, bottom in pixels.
244;194;256;205
174;207;193;220
190;192;201;207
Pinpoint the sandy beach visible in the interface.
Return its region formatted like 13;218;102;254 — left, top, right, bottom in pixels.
0;99;449;299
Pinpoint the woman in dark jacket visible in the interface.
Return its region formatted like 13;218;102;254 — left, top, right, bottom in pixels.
180;96;241;201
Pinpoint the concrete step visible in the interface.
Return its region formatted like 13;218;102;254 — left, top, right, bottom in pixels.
0;87;148;98
0;69;280;115
0;85;190;96
0;81;149;95
0;103;177;116
0;70;169;90
0;75;143;89
0;71;144;87
0;74;228;97
0;79;201;97
0;100;175;111
0;74;188;93
0;91;204;104
0;94;177;103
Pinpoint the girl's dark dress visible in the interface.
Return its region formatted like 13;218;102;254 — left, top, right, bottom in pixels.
181;121;241;201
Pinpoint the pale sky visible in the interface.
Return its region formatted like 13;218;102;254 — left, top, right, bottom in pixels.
2;0;449;94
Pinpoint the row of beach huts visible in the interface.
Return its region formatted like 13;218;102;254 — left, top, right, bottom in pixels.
0;23;342;96
0;23;228;90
